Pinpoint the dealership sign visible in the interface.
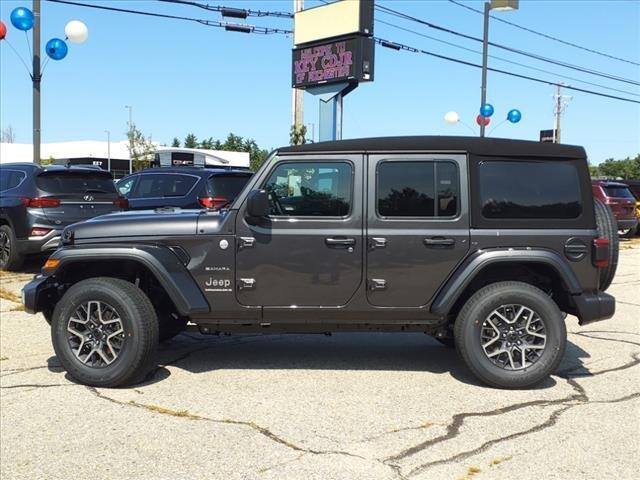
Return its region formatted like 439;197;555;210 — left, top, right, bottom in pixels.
292;36;374;89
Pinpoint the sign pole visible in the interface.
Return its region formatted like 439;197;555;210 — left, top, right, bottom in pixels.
307;82;354;141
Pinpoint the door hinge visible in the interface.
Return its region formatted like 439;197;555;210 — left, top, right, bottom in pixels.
239;237;255;249
369;237;387;249
368;278;387;291
238;278;256;290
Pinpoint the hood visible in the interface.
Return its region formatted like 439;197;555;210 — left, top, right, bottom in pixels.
63;208;226;242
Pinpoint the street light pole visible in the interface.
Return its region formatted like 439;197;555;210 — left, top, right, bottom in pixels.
32;0;41;163
104;130;111;173
479;1;490;138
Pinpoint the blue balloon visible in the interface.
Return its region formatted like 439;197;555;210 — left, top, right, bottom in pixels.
480;103;494;117
10;7;34;31
45;38;68;60
507;109;522;123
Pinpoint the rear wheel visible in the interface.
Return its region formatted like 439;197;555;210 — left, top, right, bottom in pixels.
619;226;637;238
593;198;619;291
0;225;24;271
51;277;158;387
454;281;566;389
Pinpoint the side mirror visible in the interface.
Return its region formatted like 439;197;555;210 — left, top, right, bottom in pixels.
246;189;270;217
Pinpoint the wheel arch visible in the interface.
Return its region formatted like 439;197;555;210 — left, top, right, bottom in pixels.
431;249;582;320
40;245;210;317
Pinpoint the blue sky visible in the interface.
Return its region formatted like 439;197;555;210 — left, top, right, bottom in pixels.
1;0;638;164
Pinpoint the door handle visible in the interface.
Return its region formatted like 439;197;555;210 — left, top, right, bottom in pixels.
325;237;356;247
424;237;455;247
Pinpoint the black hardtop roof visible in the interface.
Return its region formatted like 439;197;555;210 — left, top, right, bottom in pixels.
278;136;586;159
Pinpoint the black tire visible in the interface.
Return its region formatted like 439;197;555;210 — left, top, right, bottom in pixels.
0;225;24;271
454;281;566;389
158;312;188;342
51;277;158;387
593;198;619;291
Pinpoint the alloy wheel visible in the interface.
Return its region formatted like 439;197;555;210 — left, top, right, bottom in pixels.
480;304;547;370
67;301;125;367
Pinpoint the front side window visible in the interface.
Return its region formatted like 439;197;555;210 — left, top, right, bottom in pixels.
377;161;459;217
263;162;352;216
130;174;198;198
479;161;582;219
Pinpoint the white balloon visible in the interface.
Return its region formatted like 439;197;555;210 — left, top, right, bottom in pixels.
444;111;460;125
65;20;88;44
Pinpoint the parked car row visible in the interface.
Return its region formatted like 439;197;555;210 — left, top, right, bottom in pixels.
0;164;253;270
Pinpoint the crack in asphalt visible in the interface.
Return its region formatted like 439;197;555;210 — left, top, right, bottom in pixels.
0;383;76;390
383;352;640;476
572;332;640;347
0;364;63;378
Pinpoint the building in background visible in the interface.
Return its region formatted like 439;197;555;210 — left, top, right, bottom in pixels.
0;141;250;178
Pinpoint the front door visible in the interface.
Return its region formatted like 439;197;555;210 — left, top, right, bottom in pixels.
235;154;363;307
366;154;470;307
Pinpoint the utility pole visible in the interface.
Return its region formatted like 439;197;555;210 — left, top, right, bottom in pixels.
479;1;490;138
291;0;304;136
104;130;111;173
32;0;41;163
552;84;571;144
124;105;133;173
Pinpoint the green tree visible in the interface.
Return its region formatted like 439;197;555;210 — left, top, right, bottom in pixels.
171;137;180;147
200;137;214;150
289;124;307;146
596;154;640;179
184;133;198;148
39;155;55;166
127;124;157;171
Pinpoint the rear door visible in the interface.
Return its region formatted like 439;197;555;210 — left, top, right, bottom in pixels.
34;170;120;225
127;172;201;209
366;154;470;307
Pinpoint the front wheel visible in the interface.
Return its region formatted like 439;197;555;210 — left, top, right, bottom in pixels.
51;277;159;387
454;281;566;389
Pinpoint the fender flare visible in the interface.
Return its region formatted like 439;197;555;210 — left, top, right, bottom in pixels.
430;248;582;317
49;244;210;316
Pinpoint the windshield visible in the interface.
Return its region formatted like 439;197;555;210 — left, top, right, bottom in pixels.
604;186;635;199
36;171;116;195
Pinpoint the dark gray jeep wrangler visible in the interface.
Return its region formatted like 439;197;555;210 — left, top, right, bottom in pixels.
23;137;618;388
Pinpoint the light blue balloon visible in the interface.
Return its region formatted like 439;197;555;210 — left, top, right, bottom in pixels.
480;103;494;118
10;7;34;31
507;109;522;123
45;38;68;60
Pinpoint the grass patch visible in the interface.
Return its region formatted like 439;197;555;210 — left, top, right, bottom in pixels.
0;288;21;304
0;356;8;361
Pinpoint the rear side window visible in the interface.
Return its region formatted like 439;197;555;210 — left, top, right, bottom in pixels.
0;170;26;192
207;174;251;200
479;161;581;219
130;174;198;198
604;186;635;199
377;161;459;217
263;162;352;216
36;171;116;195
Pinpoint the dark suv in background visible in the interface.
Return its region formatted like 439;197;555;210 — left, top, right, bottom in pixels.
116;167;252;210
592;180;638;237
0;163;126;270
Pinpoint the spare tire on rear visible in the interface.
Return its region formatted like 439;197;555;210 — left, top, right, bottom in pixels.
594;198;619;291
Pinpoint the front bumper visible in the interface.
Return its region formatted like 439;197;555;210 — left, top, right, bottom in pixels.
617;218;638;230
22;275;55;315
573;291;615;326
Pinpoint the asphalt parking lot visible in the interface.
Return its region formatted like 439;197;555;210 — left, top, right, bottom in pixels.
1;241;639;480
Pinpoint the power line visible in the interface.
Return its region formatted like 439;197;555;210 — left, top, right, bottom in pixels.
157;0;294;18
447;0;640;67
376;18;640;98
46;0;292;34
374;36;640;105
375;4;640;87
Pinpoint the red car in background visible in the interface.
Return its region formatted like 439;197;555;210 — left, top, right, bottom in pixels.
592;180;638;237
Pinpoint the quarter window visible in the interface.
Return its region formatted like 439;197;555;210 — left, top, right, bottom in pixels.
377;161;459;217
479;161;582;219
0;170;26;192
263;162;352;217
